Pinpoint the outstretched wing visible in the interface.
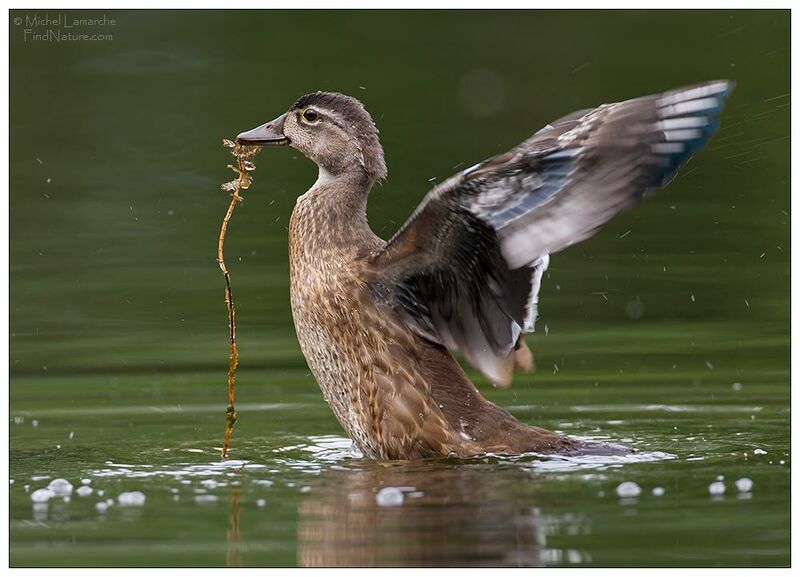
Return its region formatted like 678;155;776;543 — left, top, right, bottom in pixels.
369;81;734;386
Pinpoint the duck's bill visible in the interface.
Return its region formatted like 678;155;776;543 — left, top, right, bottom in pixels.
236;113;289;146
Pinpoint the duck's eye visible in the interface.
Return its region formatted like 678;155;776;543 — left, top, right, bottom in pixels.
302;109;319;122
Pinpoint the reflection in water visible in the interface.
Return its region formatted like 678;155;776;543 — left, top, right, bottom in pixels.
296;462;577;567
226;488;242;568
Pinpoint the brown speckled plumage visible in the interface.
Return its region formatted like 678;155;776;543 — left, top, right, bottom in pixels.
287;174;574;459
238;82;733;459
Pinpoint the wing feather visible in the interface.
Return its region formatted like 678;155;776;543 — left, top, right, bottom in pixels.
370;81;733;385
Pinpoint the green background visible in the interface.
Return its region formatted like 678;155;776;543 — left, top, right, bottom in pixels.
10;9;789;567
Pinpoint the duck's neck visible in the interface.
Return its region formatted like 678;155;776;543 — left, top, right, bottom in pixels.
290;167;380;256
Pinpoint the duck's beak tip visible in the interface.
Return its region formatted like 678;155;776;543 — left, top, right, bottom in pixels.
236;112;289;146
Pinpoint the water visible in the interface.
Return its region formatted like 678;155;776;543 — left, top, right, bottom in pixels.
10;10;789;567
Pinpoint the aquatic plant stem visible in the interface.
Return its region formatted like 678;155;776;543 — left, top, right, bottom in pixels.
217;154;247;461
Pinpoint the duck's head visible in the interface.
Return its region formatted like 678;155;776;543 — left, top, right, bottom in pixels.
237;91;387;183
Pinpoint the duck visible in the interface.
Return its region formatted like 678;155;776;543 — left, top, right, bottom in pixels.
236;81;733;460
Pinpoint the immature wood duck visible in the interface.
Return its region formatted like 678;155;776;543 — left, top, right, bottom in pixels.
237;81;733;460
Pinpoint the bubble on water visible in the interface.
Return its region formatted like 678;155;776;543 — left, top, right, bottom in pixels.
256;499;267;507
652;487;665;496
715;475;724;481
9;479;14;485
13;416;24;425
300;486;311;493
76;486;93;497
31;420;39;428
23;485;30;493
69;431;74;439
97;490;105;497
731;382;743;391
735;477;753;492
47;478;73;497
117;491;146;507
753;448;767;455
615;481;641;498
30;488;55;503
194;494;219;505
172;495;180;502
81;479;91;485
708;481;726;496
375;487;405;507
95;501;109;513
170;488;179;494
63;496;71;503
105;498;114;506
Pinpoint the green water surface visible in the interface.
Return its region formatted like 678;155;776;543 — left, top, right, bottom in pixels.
10;9;789;567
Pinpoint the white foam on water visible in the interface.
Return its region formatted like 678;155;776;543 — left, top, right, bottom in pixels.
708;481;726;496
76;486;93;497
735;477;753;492
517;448;676;474
571;404;763;414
